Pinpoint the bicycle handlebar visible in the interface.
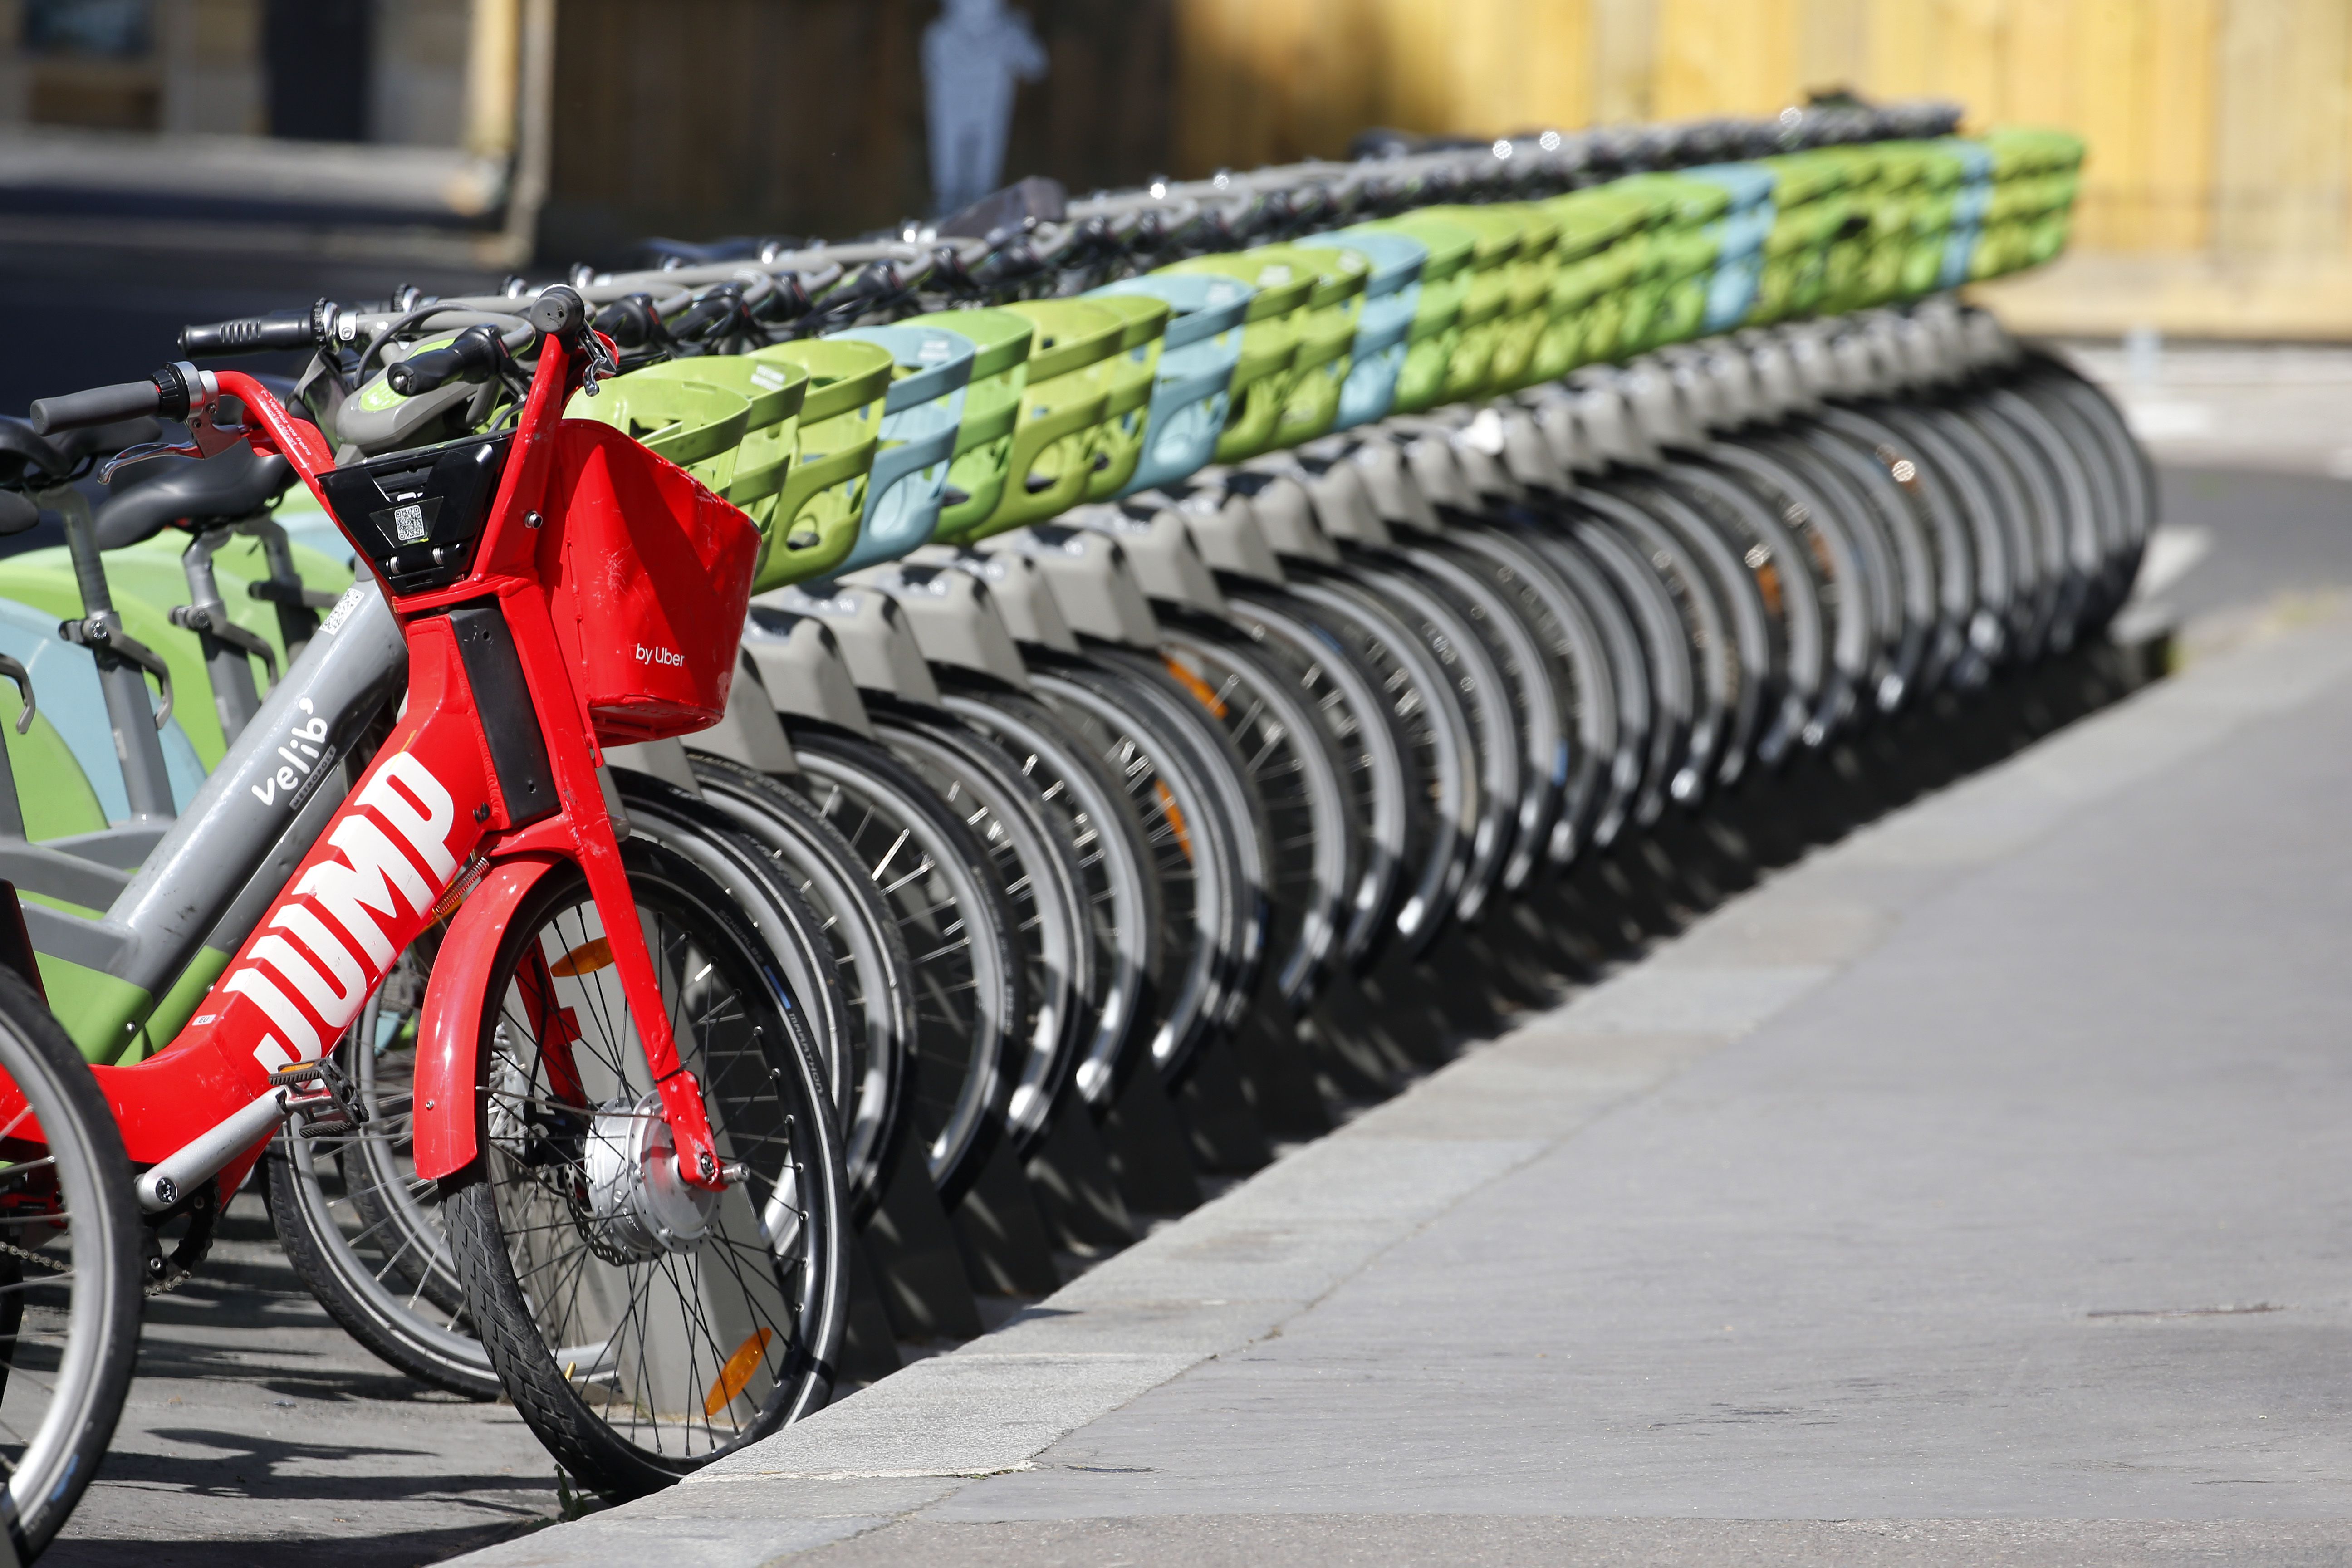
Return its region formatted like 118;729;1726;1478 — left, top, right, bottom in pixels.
179;299;336;359
29;376;165;436
0;490;36;537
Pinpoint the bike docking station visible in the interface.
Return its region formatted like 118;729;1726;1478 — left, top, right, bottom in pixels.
0;90;2159;1556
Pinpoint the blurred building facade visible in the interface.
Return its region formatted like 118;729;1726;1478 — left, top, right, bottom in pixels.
0;0;2344;334
0;0;483;144
1171;0;2352;337
539;0;2352;336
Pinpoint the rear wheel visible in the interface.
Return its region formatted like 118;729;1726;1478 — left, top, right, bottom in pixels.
446;841;849;1499
0;965;142;1560
263;944;499;1398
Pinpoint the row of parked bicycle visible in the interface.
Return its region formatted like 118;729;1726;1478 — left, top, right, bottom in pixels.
0;99;2134;1556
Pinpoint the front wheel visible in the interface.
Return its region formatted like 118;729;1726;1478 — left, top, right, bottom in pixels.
445;840;849;1499
0;965;143;1559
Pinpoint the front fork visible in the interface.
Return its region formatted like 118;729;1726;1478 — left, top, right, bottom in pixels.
416;603;728;1190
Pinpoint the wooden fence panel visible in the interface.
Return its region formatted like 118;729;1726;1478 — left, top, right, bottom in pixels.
533;0;2352;330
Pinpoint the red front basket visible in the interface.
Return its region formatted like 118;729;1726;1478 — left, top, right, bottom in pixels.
538;420;760;745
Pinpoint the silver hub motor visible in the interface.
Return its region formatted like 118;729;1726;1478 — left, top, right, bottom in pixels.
583;1093;719;1258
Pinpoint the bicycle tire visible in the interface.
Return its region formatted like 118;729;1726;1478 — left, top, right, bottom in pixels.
1396;537;1566;889
1505;522;1653;848
872;703;1092;1151
1279;572;1476;955
942;686;1165;1110
684;753;920;1221
268;774;859;1401
0;965;142;1561
1031;659;1250;1078
446;838;851;1499
787;727;1022;1206
1218;588;1416;964
1441;526;1625;863
1156;611;1359;1005
262;945;497;1400
1338;559;1521;922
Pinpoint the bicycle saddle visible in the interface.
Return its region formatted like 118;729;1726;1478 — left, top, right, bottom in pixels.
638;235;780;268
0;415;172;487
0;417;65;486
93;442;294;550
49;416;162;466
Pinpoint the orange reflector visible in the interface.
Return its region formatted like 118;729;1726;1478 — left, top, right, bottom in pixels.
703;1327;777;1417
550;937;614;978
1155;780;1194;863
1162;657;1229;719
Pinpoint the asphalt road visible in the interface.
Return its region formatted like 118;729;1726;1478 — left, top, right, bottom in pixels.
47;1196;562;1568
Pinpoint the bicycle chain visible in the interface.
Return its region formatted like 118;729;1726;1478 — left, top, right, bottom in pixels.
0;1224;200;1299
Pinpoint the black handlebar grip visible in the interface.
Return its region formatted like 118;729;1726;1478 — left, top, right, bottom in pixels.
384;345;469;397
593;295;660;351
179;315;318;358
29;378;163;437
667;297;732;341
527;285;588;346
385;326;501;397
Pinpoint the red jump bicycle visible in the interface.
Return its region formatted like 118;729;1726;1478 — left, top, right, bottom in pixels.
4;286;848;1541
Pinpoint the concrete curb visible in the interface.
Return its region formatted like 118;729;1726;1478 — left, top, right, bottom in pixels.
446;605;2352;1568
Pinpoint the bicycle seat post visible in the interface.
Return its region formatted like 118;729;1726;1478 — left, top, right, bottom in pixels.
53;485;176;823
176;527;267;741
245;516;324;659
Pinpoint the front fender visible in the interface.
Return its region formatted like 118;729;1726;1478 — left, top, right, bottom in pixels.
412;854;562;1180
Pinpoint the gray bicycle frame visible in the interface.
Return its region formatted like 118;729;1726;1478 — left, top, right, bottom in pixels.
1;578;405;1021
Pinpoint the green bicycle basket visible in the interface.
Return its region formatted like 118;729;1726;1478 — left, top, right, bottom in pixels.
1157;249;1314;462
1406;207;1516;402
901;306;1034;539
565;370;753;497
746;337;892;589
1531;186;1650;382
1350;212;1475;414
666;354;808;511
1078;292;1173;501
1235;241;1370;450
956;296;1122;539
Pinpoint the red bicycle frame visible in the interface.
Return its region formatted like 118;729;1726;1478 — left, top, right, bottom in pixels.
20;314;756;1205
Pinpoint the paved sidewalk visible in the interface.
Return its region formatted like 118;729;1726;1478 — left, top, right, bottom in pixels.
2061;339;2352;478
450;596;2352;1566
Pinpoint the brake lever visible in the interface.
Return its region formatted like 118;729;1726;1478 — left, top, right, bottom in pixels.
97;390;249;485
578;328;620;398
98;438;201;484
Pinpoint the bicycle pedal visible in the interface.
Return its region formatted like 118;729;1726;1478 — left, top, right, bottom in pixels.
267;1063;326;1088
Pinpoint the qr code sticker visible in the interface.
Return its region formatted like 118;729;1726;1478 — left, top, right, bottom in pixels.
393;504;428;543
